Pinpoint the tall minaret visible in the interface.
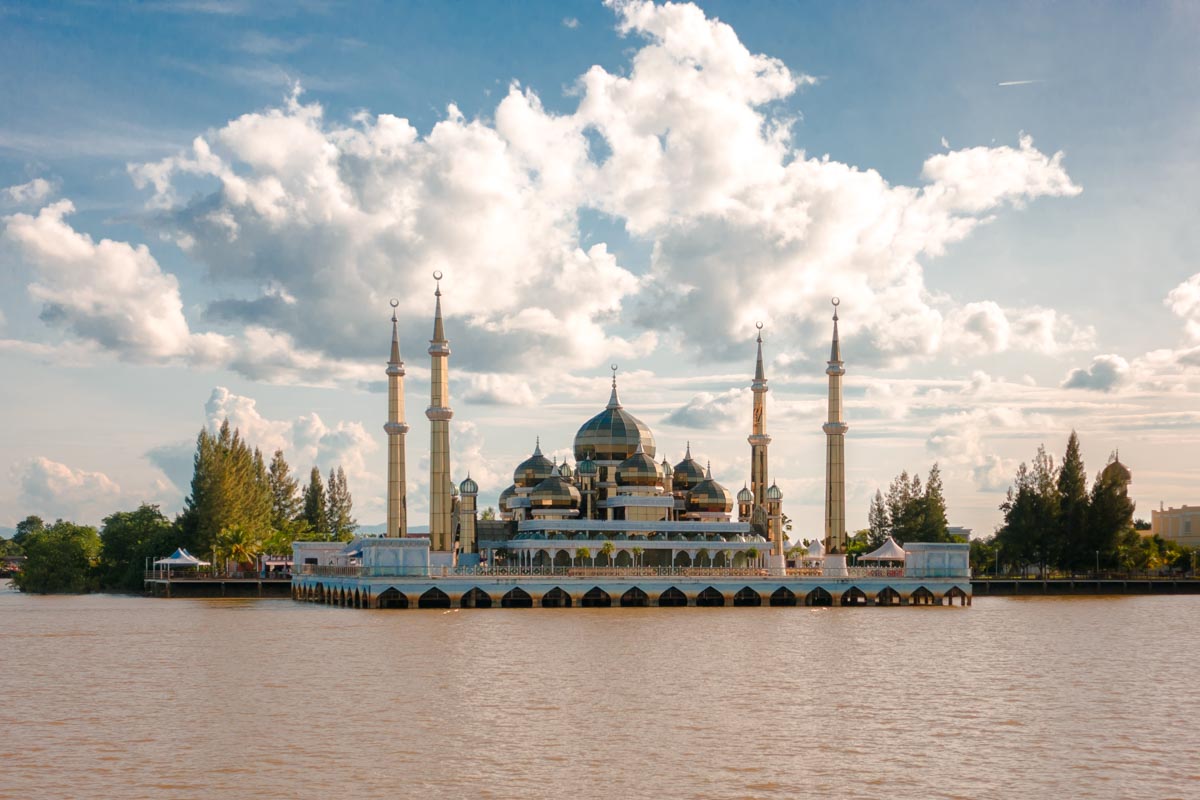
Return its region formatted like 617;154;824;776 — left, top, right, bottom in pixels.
384;299;410;538
426;271;454;553
823;298;849;554
748;322;777;553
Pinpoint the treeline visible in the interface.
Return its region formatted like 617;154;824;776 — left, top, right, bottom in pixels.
7;419;357;594
972;432;1193;575
851;464;954;553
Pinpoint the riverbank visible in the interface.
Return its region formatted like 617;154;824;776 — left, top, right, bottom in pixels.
973;577;1200;595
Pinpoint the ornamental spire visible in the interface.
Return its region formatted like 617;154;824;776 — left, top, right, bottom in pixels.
389;299;402;365
830;297;842;364
431;270;446;344
533;436;542;457
607;363;621;408
754;321;766;385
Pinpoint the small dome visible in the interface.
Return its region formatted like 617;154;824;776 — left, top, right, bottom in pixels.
514;438;555;488
687;462;733;513
765;482;783;501
459;475;478;495
576;457;598;477
573;376;656;462
449;481;459;497
498;484;517;512
673;442;706;492
617;443;662;487
737;485;754;504
529;475;581;509
1102;457;1131;485
558;461;574;479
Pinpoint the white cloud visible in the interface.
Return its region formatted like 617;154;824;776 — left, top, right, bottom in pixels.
662;387;748;429
3;177;55;205
563;16;580;29
1166;272;1200;342
1061;354;1131;392
15;456;122;524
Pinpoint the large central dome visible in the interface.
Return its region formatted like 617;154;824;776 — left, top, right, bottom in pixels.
573;378;656;462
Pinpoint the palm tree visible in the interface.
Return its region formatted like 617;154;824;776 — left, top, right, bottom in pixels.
697;547;710;568
218;525;262;574
600;540;616;568
575;547;591;568
746;547;760;569
632;546;644;568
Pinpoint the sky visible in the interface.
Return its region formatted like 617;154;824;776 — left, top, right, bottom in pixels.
2;0;1199;539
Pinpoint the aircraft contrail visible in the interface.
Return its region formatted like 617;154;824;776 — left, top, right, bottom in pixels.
998;79;1044;86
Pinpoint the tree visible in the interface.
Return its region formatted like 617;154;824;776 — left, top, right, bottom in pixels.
180;421;273;556
575;547;591;568
325;466;357;541
1088;453;1135;570
99;504;177;592
218;525;263;572
697;547;711;567
13;521;100;594
917;464;950;543
302;467;329;535
867;490;888;548
14;515;45;546
267;449;302;529
480;506;497;521
599;540;615;567
631;545;644;568
1057;431;1090;571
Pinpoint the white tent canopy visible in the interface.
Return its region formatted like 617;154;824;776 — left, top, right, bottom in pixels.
154;548;210;567
860;536;906;562
806;539;826;558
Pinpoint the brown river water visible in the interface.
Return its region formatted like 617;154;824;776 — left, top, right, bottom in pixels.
1;582;1197;800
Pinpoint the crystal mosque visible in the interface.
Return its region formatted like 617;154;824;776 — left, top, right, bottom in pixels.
292;274;971;609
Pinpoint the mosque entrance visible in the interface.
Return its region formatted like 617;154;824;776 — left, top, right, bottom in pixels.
620;587;649;607
541;587;572;607
658;587;687;607
582;587;612;608
419;588;451;609
769;587;797;606
377;588;409;609
804;587;833;607
696;586;725;606
501;587;534;608
733;586;762;606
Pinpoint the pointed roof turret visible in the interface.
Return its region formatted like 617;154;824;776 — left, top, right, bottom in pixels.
607;364;621;409
388;299;403;364
754;322;767;385
829;297;842;364
431;271;447;344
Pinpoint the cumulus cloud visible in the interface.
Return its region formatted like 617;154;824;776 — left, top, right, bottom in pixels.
1061;354;1131;392
92;0;1084;386
926;406;1051;491
662;387;748;429
15;456;122;523
1166;272;1200;343
3;177;55;205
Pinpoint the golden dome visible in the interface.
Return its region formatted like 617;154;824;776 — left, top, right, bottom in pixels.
514;438;555;488
687;462;733;513
672;442;706;492
574;376;655;462
498;484;516;512
529;475;581;509
1102;457;1131;485
616;443;662;487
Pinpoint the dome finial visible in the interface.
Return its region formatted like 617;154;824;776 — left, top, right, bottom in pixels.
753;322;766;385
388;299;402;364
534;435;542;456
685;440;692;459
607;363;621;408
430;272;447;345
705;460;712;479
829;297;842;364
390;297;399;323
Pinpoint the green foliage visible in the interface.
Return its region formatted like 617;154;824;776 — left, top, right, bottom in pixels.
14;515;45;546
325;466;357;541
480;506;497;521
217;524;263;570
267;449;302;529
12;520;100;594
872;463;951;546
846;530;871;557
99;504;179;592
1087;451;1136;569
0;535;23;557
1057;431;1089;570
180;421;273;555
302;467;329;534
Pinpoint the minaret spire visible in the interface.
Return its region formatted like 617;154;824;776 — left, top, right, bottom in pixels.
384;299;410;538
823;297;849;555
608;364;621;408
748;322;778;557
425;271;454;555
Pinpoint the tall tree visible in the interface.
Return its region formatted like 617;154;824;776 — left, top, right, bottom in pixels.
303;467;329;535
13;515;45;545
1057;431;1090;571
326;466;357;541
267;449;302;529
918;463;950;542
180;420;273;556
867;490;889;548
98;504;176;591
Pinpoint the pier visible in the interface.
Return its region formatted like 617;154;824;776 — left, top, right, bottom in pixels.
972;577;1200;596
144;573;292;598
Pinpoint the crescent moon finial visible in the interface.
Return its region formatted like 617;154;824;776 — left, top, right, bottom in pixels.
389;298;399;308
755;321;764;330
432;270;443;282
831;296;840;307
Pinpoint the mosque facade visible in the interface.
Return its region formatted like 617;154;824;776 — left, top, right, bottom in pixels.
292;274;972;609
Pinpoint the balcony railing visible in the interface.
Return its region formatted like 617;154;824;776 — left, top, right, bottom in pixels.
295;564;970;580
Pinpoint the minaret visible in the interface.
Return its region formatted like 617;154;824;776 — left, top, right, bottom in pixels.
748;322;777;554
823;298;849;554
426;271;454;553
384;299;409;538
